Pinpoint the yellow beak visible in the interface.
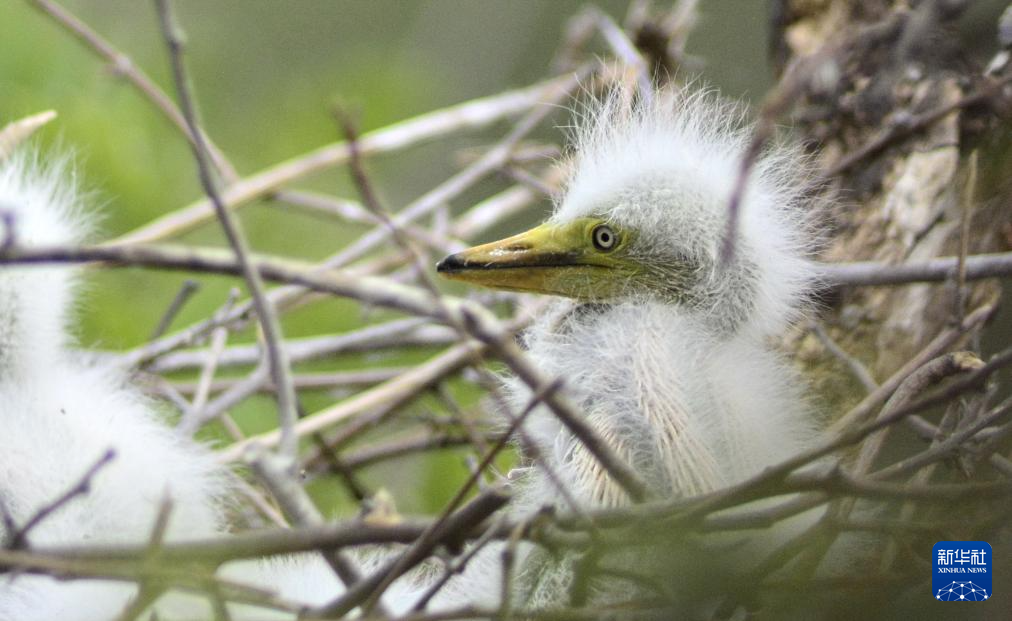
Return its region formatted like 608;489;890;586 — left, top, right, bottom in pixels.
436;220;634;299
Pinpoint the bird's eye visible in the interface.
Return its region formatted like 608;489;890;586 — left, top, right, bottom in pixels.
591;224;617;251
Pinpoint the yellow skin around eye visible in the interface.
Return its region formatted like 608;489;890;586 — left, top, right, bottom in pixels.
436;217;644;301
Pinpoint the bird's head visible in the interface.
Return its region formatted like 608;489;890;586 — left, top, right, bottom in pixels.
435;215;648;300
437;88;817;335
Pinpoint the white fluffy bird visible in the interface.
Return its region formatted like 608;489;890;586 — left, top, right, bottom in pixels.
0;154;416;620
0;84;821;618
436;88;822;606
439;89;819;506
0;154;227;618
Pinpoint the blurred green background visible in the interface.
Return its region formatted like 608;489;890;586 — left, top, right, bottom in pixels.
2;0;1007;517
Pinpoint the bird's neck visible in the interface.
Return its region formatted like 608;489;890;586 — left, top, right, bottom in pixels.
554;296;748;342
656;257;759;337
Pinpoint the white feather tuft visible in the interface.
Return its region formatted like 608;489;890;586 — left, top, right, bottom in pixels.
0;150;91;378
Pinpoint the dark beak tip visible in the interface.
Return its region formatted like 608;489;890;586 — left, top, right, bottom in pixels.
436;253;464;273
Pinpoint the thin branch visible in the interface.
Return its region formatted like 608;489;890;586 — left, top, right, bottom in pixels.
150;278;199;340
818;251;1012;287
219;341;480;461
169;368;409;398
412;514;508;612
873;398;1012;481
108;74;581;246
359;380;564;614
27;0;236;180
0;110;57;160
717;49;821;265
9;449;116;549
953;150;978;322
308;488;511;619
115;498;175;621
809;320;878;392
853;351;984;477
0;546;306;613
274;189;463;255
461;309;651;503
322;67;590;273
823;72;1012;178
176;324;230;435
246;447;378;612
829;302;995;433
588;7;653;99
8;516;576;569
155;0;298;462
142;317;444;373
786;468;1012;502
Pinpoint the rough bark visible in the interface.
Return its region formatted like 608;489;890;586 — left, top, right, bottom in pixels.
778;0;1011;414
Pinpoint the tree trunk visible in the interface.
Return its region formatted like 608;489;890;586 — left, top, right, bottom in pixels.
778;0;1011;414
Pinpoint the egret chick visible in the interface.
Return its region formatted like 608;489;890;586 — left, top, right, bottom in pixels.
436;87;822;602
0;152;419;620
0;152;235;619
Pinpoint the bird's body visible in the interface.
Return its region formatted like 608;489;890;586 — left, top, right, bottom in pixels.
514;299;817;506
0;153;224;619
431;302;822;610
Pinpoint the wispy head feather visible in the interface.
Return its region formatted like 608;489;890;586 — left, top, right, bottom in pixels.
553;85;820;335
